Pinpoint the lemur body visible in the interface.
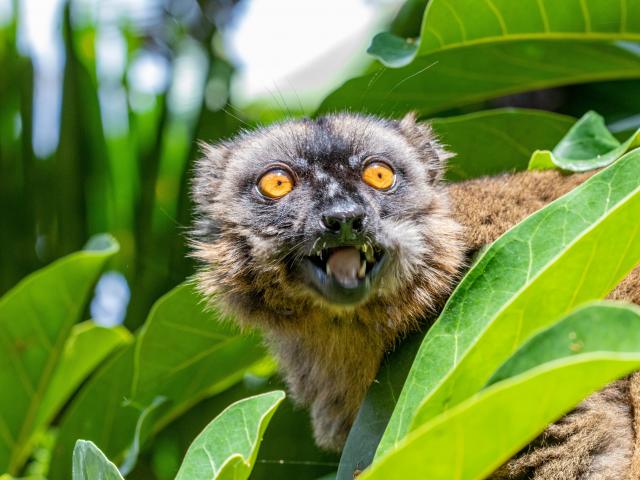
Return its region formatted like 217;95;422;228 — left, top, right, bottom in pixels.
192;113;640;479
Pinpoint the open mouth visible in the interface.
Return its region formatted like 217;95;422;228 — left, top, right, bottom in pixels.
301;239;386;305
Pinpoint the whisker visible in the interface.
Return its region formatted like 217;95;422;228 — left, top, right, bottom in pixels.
386;61;439;98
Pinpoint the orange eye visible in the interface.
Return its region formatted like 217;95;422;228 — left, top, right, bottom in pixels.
257;168;294;199
362;161;395;191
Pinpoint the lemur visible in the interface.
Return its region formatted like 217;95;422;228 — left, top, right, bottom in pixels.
192;113;640;479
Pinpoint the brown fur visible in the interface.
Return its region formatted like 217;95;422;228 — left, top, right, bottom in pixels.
630;373;640;479
449;170;640;480
492;379;634;480
192;115;640;472
447;170;595;252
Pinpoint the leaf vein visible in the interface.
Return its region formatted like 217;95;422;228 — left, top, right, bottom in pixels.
159;320;231;341
580;0;592;32
484;0;508;34
537;0;550;32
442;0;468;41
0;414;16;450
0;328;36;396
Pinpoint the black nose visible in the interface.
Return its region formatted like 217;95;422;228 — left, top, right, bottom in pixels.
321;206;366;235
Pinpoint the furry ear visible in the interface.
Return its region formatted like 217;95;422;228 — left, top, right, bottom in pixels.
398;111;453;183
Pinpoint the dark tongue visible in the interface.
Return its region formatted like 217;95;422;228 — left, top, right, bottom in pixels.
327;247;361;288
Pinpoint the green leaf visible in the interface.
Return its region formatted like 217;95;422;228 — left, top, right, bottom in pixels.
175;391;285;480
50;283;267;479
49;346;139;480
319;42;640;117
132;283;268;421
72;440;124;480
377;148;640;456
368;0;640;67
418;0;640;56
359;304;640;480
367;32;418;68
386;0;426;39
0;235;118;474
489;301;640;385
334;0;640;115
146;374;337;480
431;108;575;181
118;395;167;476
527;150;556;170
252;388;339;480
528;111;640;171
36;321;132;439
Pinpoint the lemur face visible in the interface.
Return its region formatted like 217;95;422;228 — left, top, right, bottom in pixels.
192;113;463;322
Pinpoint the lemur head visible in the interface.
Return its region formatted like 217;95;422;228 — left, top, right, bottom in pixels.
192;113;464;332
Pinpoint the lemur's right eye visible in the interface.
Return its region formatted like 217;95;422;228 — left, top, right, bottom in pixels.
362;161;395;191
257;168;294;199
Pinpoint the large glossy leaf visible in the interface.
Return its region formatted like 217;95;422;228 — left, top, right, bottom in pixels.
175;391;285;480
252;388;339;480
432;108;575;181
132;283;267;422
35;321;132;440
118;396;168;476
407;148;640;433
319;41;640;117
419;0;640;56
360;304;640;480
143;373;338;480
489;302;640;384
377;148;640;456
49;346;139;480
72;440;124;480
0;235;118;474
529;110;640;171
50;283;267;479
368;0;640;66
334;0;640;116
386;0;426;39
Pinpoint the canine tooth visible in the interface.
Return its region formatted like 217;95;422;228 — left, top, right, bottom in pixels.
365;247;375;263
358;260;366;278
326;264;332;276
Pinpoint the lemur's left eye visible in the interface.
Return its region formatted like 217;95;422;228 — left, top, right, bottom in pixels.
362;161;395;191
257;168;294;199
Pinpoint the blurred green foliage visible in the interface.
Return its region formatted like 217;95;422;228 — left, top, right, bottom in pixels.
0;0;242;330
